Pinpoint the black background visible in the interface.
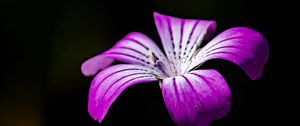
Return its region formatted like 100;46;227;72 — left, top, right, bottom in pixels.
1;0;289;126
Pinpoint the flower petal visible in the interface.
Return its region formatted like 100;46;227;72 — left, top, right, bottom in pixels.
161;69;231;126
153;12;216;74
81;55;114;76
103;32;169;68
81;32;169;77
88;64;159;122
189;27;269;80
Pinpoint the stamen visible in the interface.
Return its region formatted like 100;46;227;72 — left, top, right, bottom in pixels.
147;50;156;65
192;47;201;59
155;60;173;77
147;50;176;78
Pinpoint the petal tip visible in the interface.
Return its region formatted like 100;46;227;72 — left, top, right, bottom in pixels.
81;60;95;77
203;20;217;41
81;55;114;77
88;92;105;123
194;26;269;81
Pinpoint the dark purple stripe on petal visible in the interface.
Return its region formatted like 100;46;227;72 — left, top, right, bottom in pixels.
203;45;250;55
181;76;198;96
204;36;258;52
182;21;199;58
204;51;242;58
114;37;166;65
181;75;203;106
188;20;200;45
88;64;159;122
171;77;182;118
94;68;146;91
167;17;174;43
194;25;206;45
126;38;149;50
161;69;231;126
172;78;181;108
107;75;155;100
190;27;268;80
179;20;185;59
189;73;217;97
115;46;163;64
104;52;150;64
166;16;176;61
115;46;147;56
203;51;258;79
101;72;151;100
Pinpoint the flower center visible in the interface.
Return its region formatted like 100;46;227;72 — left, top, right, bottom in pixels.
147;51;174;79
147;48;202;79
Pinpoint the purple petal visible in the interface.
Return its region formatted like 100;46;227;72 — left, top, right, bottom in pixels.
103;32;169;68
153;12;216;74
161;70;231;126
190;27;269;80
88;64;159;122
81;55;114;76
81;32;169;76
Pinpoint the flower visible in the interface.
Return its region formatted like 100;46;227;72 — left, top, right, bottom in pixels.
81;12;269;126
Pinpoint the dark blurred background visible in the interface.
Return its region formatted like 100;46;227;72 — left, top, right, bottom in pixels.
1;0;287;126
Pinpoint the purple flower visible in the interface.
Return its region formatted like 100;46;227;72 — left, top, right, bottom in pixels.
81;12;268;126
